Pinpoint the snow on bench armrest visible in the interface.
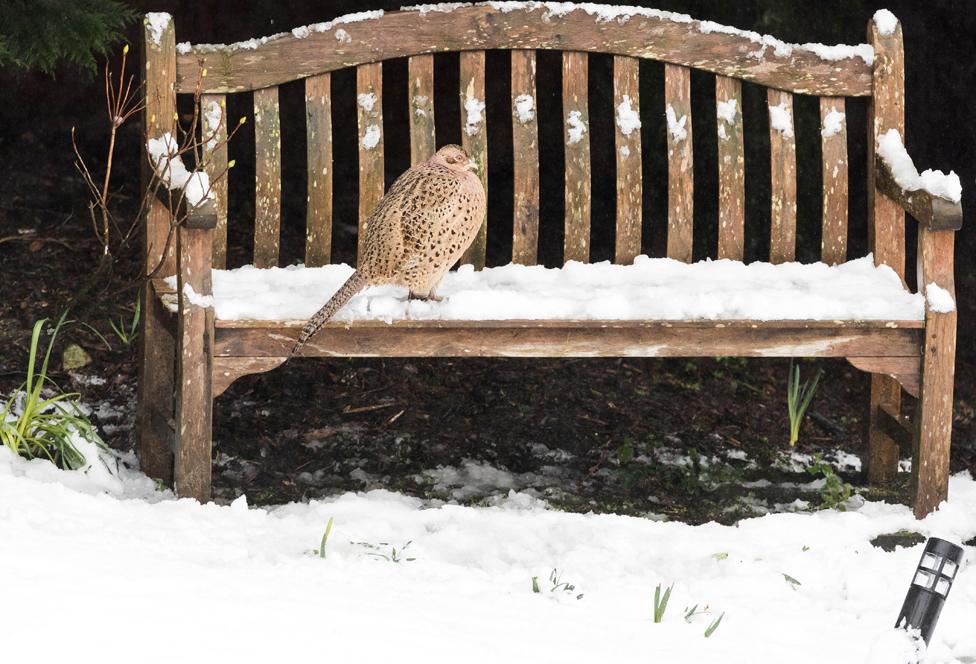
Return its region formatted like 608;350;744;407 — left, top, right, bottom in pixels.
876;130;961;203
875;129;963;231
147;133;214;208
162;256;924;323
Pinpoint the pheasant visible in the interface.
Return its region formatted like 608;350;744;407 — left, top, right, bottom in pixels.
290;144;486;356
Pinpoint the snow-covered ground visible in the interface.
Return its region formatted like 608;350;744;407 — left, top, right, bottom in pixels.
2;441;975;663
164;255;924;322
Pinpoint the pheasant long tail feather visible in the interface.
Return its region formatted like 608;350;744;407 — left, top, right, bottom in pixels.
290;271;368;357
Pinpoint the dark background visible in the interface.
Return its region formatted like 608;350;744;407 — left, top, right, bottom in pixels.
0;1;973;507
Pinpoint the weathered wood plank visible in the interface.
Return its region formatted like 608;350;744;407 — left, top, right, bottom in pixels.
177;7;873;97
665;64;693;262
848;356;920;398
408;54;436;165
866;373;906;485
253;86;281;268
139;13;178;484
768;89;796;264
142;13;177;278
216;318;925;331
138;284;175;483
866;17;906;487
213;357;286;397
613;56;642;265
875;156;963;231
459;51;488;268
716;76;744;260
913;228;956;518
563;51;591;264
820;97;848;265
877;402;913;454
511;49;540;265
174;225;215;501
357;62;384;263
200;94;228;269
305;73;333;267
216;320;923;359
868;19;906;278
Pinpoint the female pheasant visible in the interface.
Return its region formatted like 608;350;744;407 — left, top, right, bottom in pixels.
291;144;485;356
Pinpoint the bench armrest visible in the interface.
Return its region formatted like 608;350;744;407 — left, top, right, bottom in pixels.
154;189;218;230
875;155;963;232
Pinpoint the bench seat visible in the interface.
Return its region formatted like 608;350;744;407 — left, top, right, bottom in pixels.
151;255;925;399
159;255;924;323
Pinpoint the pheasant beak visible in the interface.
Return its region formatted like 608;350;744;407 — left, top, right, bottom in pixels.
466;161;479;172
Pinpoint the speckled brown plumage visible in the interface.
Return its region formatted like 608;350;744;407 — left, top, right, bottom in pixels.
291;145;486;356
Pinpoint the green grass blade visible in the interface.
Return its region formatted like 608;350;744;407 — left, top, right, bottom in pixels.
25;318;46;396
704;612;724;637
319;516;334;559
78;320;113;350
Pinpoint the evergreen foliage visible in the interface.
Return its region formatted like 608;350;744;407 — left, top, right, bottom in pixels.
0;0;136;74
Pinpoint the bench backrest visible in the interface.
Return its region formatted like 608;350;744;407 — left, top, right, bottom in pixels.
142;4;906;285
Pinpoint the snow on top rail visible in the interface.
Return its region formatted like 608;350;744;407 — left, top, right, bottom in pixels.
173;3;875;97
176;10;385;54
472;2;875;64
163;256;923;323
178;3;874;65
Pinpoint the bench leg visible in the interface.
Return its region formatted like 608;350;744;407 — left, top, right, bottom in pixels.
136;287;175;483
865;374;901;485
174;225;215;502
912;228;956;519
911;313;956;519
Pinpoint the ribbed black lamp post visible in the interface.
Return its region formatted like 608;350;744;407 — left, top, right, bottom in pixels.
896;537;964;644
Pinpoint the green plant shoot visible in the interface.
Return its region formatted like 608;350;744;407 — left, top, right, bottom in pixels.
317;517;334;559
0;314;105;469
653;583;673;623
704;612;724;637
787;361;822;446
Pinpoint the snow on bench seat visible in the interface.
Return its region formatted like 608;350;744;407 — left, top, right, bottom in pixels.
164;255;923;323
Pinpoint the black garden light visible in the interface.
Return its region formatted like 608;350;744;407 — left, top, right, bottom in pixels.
896;537;964;644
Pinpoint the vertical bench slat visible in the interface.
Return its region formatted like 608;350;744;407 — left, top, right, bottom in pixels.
866;19;907;487
613;56;642;265
253;86;281;268
459;51;488;268
408;55;436;165
305;73;333;267
563;51;591;263
357;63;384;262
201;94;228;269
819;97;848;265
715;76;744;261
768;89;797;264
511;49;539;265
665;64;693;262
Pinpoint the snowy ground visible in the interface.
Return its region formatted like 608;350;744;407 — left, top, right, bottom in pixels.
2;439;975;663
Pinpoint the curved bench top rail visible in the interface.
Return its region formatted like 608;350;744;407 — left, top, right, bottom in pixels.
172;3;874;96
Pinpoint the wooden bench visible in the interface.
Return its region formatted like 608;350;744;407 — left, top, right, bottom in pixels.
137;4;962;517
